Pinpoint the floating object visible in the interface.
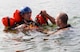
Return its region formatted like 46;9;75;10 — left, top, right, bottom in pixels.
36;14;48;25
2;16;15;27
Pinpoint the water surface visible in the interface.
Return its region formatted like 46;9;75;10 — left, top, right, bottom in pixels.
0;0;80;52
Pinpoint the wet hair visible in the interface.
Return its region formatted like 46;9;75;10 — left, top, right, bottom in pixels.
59;13;68;24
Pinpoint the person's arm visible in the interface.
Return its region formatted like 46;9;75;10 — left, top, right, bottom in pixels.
41;10;55;24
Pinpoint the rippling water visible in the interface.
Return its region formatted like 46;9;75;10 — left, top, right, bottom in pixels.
0;0;80;52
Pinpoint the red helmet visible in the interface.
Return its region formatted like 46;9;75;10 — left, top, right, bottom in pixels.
2;17;15;27
13;10;22;23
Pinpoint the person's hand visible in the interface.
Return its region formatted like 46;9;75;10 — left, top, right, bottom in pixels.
15;24;26;29
40;10;47;16
14;24;27;32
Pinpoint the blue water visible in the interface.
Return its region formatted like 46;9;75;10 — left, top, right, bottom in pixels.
0;0;80;52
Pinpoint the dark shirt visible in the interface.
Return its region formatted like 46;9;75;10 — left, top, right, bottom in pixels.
57;24;71;30
15;20;40;27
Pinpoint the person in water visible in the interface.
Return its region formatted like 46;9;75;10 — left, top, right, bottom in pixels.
40;10;71;34
2;6;41;33
14;6;41;32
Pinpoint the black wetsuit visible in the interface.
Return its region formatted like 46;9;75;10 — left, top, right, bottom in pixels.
57;24;71;30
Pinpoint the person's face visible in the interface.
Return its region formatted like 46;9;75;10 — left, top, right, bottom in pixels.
55;14;61;27
22;12;32;21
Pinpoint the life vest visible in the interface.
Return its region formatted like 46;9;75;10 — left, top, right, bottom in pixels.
13;10;22;23
13;9;32;23
2;16;15;27
36;14;48;25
